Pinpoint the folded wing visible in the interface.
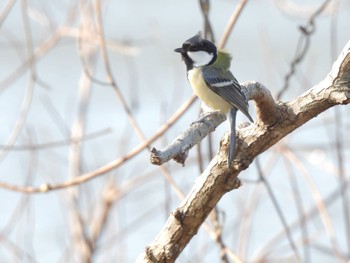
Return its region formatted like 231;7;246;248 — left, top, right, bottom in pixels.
202;67;253;122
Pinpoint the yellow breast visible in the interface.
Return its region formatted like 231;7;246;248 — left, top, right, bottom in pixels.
187;68;231;113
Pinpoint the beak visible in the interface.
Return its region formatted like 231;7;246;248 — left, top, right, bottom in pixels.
174;47;184;53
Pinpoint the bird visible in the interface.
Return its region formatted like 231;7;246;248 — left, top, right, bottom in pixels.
174;32;253;168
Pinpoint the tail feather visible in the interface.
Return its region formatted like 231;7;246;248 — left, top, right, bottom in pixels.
227;108;237;168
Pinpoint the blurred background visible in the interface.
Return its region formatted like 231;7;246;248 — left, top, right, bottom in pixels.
0;0;349;262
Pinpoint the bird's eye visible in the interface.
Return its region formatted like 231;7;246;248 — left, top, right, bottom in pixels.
182;42;191;50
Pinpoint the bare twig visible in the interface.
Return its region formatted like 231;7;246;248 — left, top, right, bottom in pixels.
93;0;148;146
282;153;310;262
0;95;197;193
277;0;333;100
0;0;35;161
255;158;301;262
334;106;350;254
199;0;215;42
0;128;111;151
252;183;350;261
237;152;280;259
0;2;78;93
67;2;97;261
218;0;249;49
282;146;345;262
0;0;17;28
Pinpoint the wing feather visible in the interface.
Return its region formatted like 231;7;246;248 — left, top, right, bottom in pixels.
202;67;253;122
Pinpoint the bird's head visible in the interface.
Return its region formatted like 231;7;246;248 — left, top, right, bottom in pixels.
174;32;217;70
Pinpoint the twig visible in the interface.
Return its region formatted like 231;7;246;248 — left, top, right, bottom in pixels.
255;158;301;262
0;1;78;93
0;0;17;28
280;146;345;262
94;0;148;147
0;128;112;151
0;95;197;193
0;0;35;161
237;152;280;259
252;185;349;261
334;106;350;254
199;0;215;42
282;153;310;262
67;2;97;261
277;0;332;100
218;0;249;49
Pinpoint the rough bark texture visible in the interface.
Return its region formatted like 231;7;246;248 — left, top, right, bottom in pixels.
139;40;350;263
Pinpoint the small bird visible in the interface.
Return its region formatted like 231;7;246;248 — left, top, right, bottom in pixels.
174;32;253;167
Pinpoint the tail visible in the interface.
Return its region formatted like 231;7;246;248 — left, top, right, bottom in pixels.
227;108;237;168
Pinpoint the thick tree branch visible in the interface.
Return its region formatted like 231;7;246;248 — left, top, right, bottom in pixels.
141;40;350;262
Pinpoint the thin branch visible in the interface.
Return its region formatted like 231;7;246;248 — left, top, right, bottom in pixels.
255;158;301;262
93;0;147;146
281;146;345;262
277;0;332;100
0;1;79;93
0;0;17;28
237;151;280;259
0;95;197;193
67;2;97;261
0;128;111;151
0;0;36;161
334;105;350;253
282;153;310;262
252;183;349;261
199;0;215;42
218;0;249;49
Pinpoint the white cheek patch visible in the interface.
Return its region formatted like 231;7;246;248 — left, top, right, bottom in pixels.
187;51;214;67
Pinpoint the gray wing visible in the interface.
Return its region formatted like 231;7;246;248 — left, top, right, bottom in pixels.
202;66;253;122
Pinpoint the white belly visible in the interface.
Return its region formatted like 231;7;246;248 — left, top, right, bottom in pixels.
187;68;231;113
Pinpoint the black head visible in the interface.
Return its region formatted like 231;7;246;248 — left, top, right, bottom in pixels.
174;32;217;70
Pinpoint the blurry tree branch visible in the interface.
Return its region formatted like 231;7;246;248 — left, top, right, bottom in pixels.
0;95;196;193
277;0;333;100
218;0;248;49
140;40;350;262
